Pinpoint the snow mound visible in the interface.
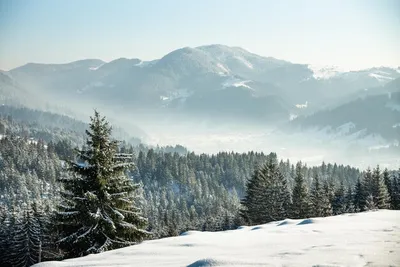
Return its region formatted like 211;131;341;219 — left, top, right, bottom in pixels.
33;210;400;267
186;258;220;267
297;218;315;225
187;258;267;267
180;231;201;236
277;219;297;226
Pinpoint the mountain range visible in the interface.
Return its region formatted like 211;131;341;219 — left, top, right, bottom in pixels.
1;44;399;156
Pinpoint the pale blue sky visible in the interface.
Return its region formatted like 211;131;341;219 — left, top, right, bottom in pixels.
0;0;399;70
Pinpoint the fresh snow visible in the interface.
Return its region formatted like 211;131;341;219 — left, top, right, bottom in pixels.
222;77;253;90
89;63;105;71
160;89;193;104
135;59;159;68
295;101;308;109
368;73;395;82
335;122;356;135
34;210;400;267
216;63;230;75
233;55;254;69
307;65;341;79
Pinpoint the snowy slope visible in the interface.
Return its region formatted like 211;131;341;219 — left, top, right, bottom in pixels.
34;210;400;267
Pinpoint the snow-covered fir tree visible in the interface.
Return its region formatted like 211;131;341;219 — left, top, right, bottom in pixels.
372;167;390;209
310;172;331;217
332;182;346;215
55;111;149;259
241;153;291;224
291;162;310;219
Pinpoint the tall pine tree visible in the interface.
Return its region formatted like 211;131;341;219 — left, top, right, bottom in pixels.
291;162;310;219
55;111;149;259
372;166;390;209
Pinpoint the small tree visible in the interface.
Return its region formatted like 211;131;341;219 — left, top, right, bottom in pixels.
56;111;149;258
365;194;377;211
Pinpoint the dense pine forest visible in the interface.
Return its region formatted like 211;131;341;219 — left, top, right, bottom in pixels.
0;107;400;267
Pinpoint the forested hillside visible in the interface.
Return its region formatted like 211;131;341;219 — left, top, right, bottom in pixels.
1;110;399;266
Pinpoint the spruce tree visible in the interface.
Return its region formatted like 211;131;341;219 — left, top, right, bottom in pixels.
391;170;400;210
362;168;374;206
345;186;355;213
10;205;42;267
372;166;390;209
353;178;364;212
365;194;377;211
332;182;346;215
310;172;324;217
55;111;148;258
382;168;392;209
241;155;291;224
291;162;310;219
321;180;333;217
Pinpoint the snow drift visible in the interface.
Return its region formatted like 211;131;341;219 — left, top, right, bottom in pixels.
34;210;400;267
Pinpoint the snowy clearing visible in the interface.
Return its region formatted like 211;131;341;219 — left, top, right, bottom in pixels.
34;210;400;267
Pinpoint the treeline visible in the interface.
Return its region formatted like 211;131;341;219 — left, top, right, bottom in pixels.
1;111;400;266
241;156;400;225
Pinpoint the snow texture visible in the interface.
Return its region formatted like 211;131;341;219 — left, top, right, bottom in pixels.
216;63;230;75
307;65;342;79
34;210;400;267
222;77;253;90
295;101;308;109
89;64;105;71
369;72;395;82
234;56;254;69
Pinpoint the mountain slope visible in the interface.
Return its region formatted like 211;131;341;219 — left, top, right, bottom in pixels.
289;91;400;141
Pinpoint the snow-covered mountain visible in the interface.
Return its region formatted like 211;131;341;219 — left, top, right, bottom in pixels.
286;86;400;154
4;44;400;127
33;210;400;267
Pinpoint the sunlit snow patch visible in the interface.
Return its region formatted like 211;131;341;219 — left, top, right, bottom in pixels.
295;101;308;109
33;210;400;267
89;63;105;71
307;65;341;79
222;77;253;90
217;63;230;76
234;56;253;69
369;73;394;82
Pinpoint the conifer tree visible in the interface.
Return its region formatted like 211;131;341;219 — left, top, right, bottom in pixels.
55;111;148;259
241;154;291;224
10;205;42;267
373;166;390;209
382;168;392;209
391;170;400;210
365;194;377;211
353;178;364;212
291;162;310;219
332;182;346;215
362;168;374;206
310;172;324;217
345;185;355;213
